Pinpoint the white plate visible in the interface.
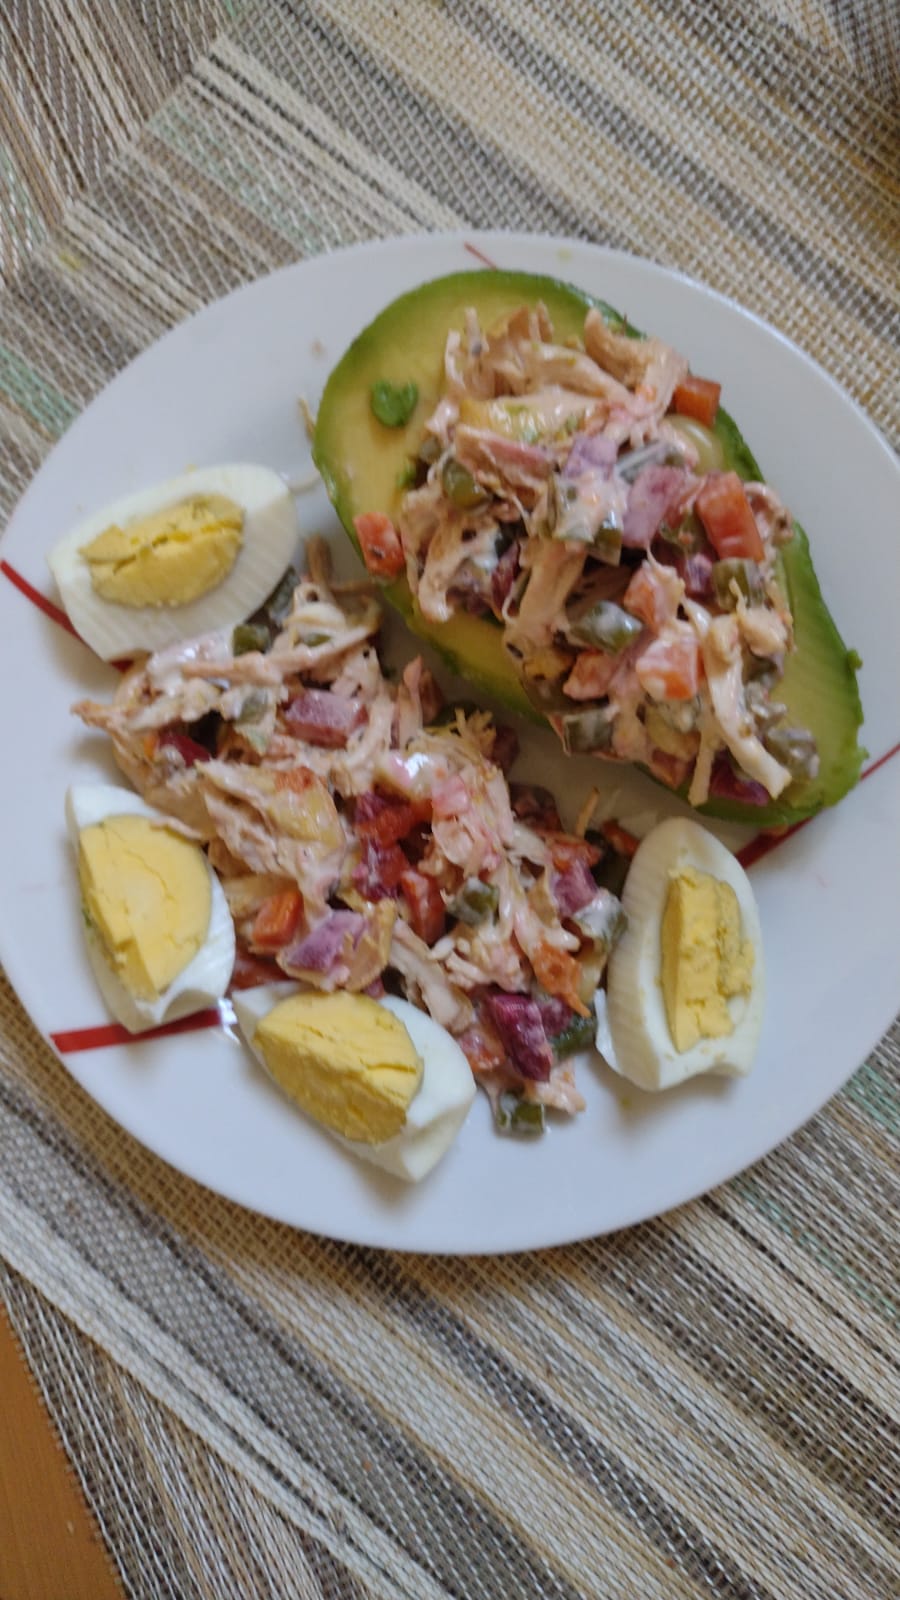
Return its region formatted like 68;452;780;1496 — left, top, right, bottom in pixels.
1;232;897;1254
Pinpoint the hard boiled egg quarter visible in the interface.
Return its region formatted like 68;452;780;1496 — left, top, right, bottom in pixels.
604;817;764;1090
233;984;477;1181
48;464;298;660
66;784;235;1033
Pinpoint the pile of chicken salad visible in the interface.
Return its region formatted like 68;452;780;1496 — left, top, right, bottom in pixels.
354;302;818;809
75;543;632;1136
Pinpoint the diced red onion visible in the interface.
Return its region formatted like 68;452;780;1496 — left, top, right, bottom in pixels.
536;995;573;1039
682;551;714;598
623;466;689;549
563;432;617;477
283;689;366;748
709;755;770;806
551;858;597;917
281;911;363;974
485;992;553;1081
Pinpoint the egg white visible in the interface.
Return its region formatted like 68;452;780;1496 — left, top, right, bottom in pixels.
48;464;299;661
65;784;235;1034
232;984;476;1182
604;817;764;1091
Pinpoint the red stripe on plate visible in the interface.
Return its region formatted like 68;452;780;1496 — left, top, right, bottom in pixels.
1;559;79;636
52;1001;235;1054
736;820;809;870
737;740;899;870
464;240;499;270
859;738;900;781
1;558;134;670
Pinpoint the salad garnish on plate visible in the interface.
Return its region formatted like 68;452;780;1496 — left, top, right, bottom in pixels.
73;540;633;1137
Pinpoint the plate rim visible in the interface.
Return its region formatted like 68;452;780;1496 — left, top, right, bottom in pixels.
1;228;897;1254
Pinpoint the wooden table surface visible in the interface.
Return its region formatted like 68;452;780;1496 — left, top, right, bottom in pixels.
0;1305;125;1600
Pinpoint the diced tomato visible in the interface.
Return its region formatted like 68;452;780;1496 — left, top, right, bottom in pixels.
375;842;410;888
355;791;430;847
635;633;702;701
531;941;590;1018
545;833;602;871
401;821;431;865
623;563;676;631
563;650;620;701
274;766;316;796
648;748;692;790
456;1021;507;1077
694;472;764;562
362;805;416;848
600;820;640;858
229;945;282;991
251;888;303;951
400;869;446;945
157;727;213;766
672;374;722;427
353;511;405;578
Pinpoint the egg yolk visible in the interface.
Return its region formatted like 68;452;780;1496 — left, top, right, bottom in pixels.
78;815;211;999
660;867;753;1053
253;992;423;1144
80;493;243;607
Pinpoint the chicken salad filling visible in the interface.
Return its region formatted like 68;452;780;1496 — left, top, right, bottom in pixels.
75;543;631;1135
354;303;819;809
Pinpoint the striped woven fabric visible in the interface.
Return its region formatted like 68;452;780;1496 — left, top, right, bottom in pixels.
0;4;898;1597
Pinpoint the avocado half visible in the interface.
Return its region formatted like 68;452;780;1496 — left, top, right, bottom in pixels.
313;269;864;826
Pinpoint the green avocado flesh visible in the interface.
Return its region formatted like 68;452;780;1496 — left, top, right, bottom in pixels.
313;269;864;826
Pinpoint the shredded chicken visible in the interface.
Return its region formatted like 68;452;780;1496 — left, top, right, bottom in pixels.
417;506;501;622
584;312;688;413
389;919;473;1034
701;616;792;798
505;539;586;655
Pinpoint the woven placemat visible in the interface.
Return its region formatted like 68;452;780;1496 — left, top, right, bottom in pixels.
1;4;898;1597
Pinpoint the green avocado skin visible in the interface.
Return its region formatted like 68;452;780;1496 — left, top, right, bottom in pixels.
313;269;864;827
